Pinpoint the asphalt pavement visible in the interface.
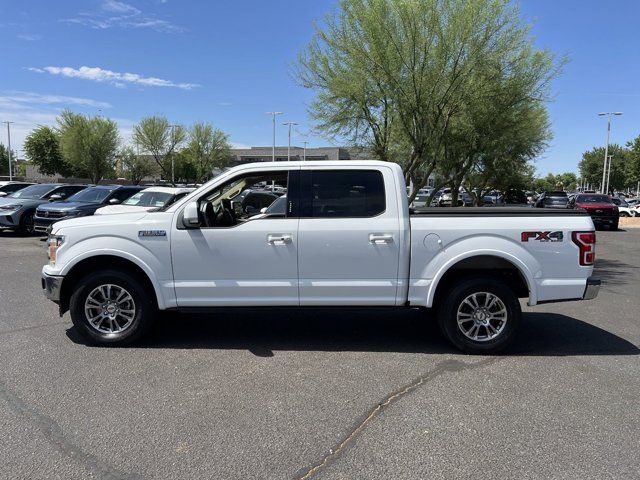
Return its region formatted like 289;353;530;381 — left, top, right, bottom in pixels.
0;228;638;479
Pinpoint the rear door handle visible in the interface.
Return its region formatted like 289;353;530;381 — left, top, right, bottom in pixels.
267;234;292;245
369;233;394;244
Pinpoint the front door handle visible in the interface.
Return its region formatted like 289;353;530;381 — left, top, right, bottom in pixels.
267;234;292;245
369;233;394;244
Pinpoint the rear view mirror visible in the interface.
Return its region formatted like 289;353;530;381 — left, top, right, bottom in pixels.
182;201;200;227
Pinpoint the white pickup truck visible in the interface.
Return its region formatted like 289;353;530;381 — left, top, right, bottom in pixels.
42;161;600;353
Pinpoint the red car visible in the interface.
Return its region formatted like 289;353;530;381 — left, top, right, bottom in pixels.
569;194;618;230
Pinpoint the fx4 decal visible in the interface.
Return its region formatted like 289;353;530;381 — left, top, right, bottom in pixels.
521;231;564;242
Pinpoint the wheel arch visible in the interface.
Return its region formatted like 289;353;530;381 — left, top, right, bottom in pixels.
59;254;162;314
427;250;536;308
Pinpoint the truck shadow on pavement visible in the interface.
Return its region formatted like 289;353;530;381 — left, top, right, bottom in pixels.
67;308;639;357
593;258;638;285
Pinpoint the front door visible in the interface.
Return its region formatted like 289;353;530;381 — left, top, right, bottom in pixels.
171;168;299;307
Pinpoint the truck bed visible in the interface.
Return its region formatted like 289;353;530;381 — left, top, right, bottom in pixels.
410;207;589;217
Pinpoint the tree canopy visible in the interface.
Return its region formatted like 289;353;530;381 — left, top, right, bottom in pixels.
24;126;71;176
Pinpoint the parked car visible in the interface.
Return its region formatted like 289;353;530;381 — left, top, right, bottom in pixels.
0;181;35;197
410;193;431;209
568;194;619;229
534;191;569;209
42;160;599;354
503;189;528;205
94;187;194;215
0;183;87;234
231;189;279;215
34;185;144;233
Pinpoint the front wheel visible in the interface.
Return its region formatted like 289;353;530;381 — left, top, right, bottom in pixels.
18;211;35;235
437;277;522;354
69;270;156;346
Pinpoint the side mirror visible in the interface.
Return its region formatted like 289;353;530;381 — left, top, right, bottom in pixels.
109;198;120;204
49;194;63;202
0;192;6;197
182;201;200;228
260;207;268;214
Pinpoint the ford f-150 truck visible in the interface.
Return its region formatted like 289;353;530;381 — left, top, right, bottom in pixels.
41;161;600;353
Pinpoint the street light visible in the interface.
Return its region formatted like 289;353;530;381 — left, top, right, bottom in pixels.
266;112;283;162
282;121;298;161
2;121;14;181
598;112;622;194
302;141;308;161
169;124;178;185
606;155;613;195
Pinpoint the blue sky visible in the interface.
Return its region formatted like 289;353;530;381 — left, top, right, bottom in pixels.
0;0;638;175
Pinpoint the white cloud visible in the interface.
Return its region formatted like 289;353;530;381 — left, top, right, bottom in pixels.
29;66;199;90
63;0;183;33
0;91;112;109
18;34;41;41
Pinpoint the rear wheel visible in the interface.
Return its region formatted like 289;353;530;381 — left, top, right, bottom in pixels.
18;211;35;235
437;277;522;354
69;270;156;346
620;212;629;217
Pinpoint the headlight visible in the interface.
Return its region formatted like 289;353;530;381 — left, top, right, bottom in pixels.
0;204;22;211
47;235;65;266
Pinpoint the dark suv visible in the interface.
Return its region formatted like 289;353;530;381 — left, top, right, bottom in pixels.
534;191;569;209
34;185;144;233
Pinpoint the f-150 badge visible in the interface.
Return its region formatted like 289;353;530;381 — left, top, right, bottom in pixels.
521;231;563;242
138;230;167;237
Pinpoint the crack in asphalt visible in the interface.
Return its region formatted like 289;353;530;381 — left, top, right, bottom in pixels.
294;356;502;480
0;379;146;480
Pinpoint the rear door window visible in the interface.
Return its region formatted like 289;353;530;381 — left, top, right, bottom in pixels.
300;170;385;218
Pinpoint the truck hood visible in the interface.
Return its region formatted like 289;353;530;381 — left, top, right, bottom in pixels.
94;205;155;215
51;211;150;234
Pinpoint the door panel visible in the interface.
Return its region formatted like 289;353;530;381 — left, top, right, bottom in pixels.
297;168;401;306
171;218;299;306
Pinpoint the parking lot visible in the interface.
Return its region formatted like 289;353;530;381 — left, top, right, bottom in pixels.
1;228;639;480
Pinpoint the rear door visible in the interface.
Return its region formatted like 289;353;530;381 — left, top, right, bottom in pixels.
297;167;401;305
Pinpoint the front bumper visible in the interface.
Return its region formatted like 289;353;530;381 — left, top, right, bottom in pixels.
0;211;21;228
583;276;600;300
34;216;60;233
42;272;63;303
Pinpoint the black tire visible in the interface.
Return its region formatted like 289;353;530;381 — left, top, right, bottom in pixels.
69;270;156;346
18;211;35;235
611;219;619;230
620;212;629;217
437;277;522;354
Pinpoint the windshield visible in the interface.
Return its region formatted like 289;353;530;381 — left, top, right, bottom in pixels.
68;187;115;203
7;184;56;199
265;195;287;214
578;195;611;203
123;191;173;207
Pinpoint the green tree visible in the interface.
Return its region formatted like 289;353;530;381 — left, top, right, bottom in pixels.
625;135;640;190
298;0;562;202
24;126;71;176
132;116;186;184
183;122;231;182
119;146;154;185
578;144;628;193
57;110;120;183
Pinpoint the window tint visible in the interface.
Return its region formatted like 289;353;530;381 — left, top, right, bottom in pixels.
304;170;385;218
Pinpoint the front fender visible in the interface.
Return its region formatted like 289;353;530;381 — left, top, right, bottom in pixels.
54;235;174;310
414;235;540;308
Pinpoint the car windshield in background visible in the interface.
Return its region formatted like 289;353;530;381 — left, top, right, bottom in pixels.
123;191;173;207
265;195;286;214
7;184;56;199
67;187;115;203
578;195;611;203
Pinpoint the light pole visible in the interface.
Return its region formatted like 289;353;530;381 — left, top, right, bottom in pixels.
302;141;308;161
266;112;283;162
282;121;298;161
598;112;622;194
606;155;613;195
169;124;178;185
3;121;14;181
